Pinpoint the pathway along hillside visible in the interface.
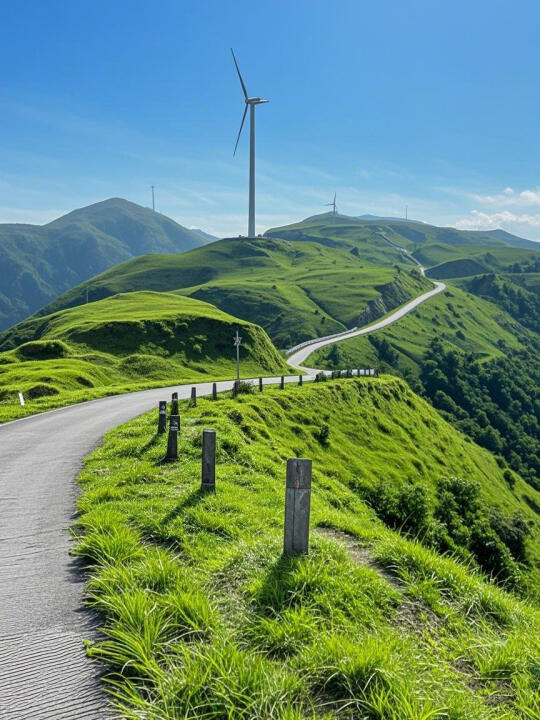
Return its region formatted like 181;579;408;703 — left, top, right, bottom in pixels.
287;279;446;370
0;278;445;719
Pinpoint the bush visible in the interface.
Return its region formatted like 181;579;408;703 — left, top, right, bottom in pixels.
17;340;70;360
234;380;254;395
313;423;330;445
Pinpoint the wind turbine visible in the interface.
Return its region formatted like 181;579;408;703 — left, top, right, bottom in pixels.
231;48;269;238
325;193;337;216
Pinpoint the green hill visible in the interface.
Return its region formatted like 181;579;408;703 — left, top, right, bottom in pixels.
0;198;206;331
0;291;288;422
76;378;539;718
33;232;433;349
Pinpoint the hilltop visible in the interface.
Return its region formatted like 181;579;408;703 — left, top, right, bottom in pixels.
0;291;288;421
77;378;540;718
0;198;208;331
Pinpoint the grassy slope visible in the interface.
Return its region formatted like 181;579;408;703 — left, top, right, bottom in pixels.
0;291;288;422
76;379;539;719
0;198;205;331
35;233;432;348
309;284;525;376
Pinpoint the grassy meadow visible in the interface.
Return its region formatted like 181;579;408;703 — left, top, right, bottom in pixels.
0;291;289;422
76;378;539;718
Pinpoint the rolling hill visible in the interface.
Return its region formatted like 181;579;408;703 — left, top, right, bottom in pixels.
0;198;208;331
77;378;540;718
0;291;288;421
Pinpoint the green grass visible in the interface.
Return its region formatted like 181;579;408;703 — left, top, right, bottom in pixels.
76;378;539;718
0;291;289;422
0;197;206;331
309;284;525;377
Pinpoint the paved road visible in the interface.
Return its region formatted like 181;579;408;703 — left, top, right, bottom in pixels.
287;280;446;370
0;376;308;719
0;278;446;718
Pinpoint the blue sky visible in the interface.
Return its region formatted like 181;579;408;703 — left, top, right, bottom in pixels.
1;0;540;239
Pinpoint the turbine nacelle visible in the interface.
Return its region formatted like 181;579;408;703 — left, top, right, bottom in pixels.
247;97;269;105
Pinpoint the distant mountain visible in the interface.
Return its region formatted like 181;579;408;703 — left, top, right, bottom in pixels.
190;228;220;243
475;228;540;250
0;198;205;331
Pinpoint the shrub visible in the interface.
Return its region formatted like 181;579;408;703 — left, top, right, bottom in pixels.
17;340;70;360
313;423;330;445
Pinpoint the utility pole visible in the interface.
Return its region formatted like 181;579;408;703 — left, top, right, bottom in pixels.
233;329;242;380
86;286;89;304
151;185;155;212
405;205;408;221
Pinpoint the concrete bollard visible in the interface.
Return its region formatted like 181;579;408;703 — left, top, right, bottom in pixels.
158;400;167;434
212;382;218;401
280;376;285;390
298;374;303;386
171;392;179;416
201;429;216;491
259;376;263;392
166;415;179;460
283;458;312;556
190;387;197;407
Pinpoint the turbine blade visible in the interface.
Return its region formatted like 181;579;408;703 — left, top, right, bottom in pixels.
231;48;248;99
233;104;248;156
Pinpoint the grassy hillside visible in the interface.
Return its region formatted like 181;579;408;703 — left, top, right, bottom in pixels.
310;285;525;375
0;292;288;422
0;198;205;331
423;246;539;280
76;378;539;718
35;234;432;349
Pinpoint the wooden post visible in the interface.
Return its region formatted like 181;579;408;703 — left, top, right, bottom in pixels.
298;374;303;386
190;386;197;407
283;458;312;556
201;429;216;491
232;379;239;397
171;391;179;416
158;400;167;434
212;382;218;400
280;376;285;389
166;415;179;460
259;376;263;392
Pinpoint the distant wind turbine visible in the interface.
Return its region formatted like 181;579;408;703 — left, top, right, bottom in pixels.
231;48;269;238
325;193;337;215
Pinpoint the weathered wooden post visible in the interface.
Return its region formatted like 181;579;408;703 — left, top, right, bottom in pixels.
166;415;179;460
232;379;240;398
280;376;285;390
190;387;197;407
157;400;167;434
298;374;303;386
259;376;263;392
283;458;312;556
212;382;218;400
171;391;179;416
201;429;216;491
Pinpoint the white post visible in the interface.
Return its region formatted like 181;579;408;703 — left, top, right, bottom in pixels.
248;103;255;237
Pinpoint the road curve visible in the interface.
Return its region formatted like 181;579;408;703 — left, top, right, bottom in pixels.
0;375;314;719
287;280;446;370
0;279;446;718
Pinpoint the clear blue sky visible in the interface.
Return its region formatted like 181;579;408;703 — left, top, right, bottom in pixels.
1;0;540;239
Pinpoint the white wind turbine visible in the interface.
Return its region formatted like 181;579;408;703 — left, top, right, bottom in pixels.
231;48;269;238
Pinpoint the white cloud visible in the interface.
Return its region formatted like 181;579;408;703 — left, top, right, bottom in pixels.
468;186;540;207
503;187;514;196
455;209;540;231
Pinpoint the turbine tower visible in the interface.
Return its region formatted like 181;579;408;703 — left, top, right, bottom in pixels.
325;193;337;215
231;49;269;238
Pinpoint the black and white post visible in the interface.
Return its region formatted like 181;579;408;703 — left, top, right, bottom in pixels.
283;458;312;556
201;429;216;491
234;329;242;381
158;400;167;434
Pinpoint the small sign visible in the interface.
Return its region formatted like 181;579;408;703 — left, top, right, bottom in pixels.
18;392;25;406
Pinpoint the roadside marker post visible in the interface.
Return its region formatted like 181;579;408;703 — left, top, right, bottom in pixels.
18;392;25;407
280;376;285;390
201;429;216;491
190;387;197;407
283;458;312;556
259;377;263;392
158;401;167;434
171;392;179;416
166;415;179;460
298;374;303;386
212;382;218;401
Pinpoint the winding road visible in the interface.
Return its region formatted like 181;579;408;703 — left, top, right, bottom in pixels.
0;278;446;719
